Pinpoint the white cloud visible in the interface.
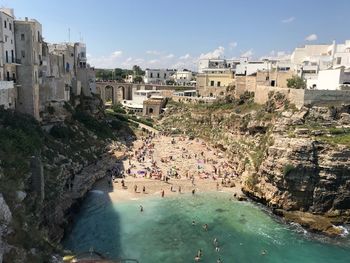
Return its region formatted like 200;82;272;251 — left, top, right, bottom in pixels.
305;34;317;41
199;46;225;59
281;16;295;23
146;50;162;55
260;50;291;60
229;41;238;49
241;49;253;58
179;53;191;60
88;50;123;68
111;50;123;58
164;53;175;59
149;59;160;64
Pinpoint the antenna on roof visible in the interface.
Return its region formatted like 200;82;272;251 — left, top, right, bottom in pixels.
68;28;70;43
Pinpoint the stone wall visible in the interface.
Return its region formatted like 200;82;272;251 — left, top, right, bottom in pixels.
254;85;305;108
253;85;350;109
304;90;350;106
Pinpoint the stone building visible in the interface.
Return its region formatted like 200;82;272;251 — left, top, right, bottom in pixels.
14;17;43;120
196;70;235;97
142;97;166;117
0;80;16;109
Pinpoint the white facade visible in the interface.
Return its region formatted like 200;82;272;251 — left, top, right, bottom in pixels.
313;68;350;90
0;8;17;82
235;59;271;76
143;69;176;84
171;70;194;85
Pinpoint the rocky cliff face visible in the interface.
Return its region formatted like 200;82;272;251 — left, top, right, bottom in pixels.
161;99;350;235
0;97;135;262
242;106;350;232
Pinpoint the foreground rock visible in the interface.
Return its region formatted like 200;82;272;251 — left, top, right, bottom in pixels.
275;209;344;237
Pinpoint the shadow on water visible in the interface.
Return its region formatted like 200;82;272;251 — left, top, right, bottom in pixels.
62;131;140;261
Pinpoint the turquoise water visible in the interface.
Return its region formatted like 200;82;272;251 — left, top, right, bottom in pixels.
63;191;350;263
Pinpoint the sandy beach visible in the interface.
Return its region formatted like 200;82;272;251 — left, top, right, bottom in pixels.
94;134;243;203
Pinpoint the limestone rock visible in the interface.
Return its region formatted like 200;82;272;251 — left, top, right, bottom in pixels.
0;194;12;224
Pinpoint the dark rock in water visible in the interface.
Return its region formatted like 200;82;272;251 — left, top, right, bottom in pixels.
215;208;227;213
239;218;248;224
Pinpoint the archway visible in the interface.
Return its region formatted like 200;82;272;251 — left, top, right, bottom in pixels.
118;86;125;100
105;85;115;104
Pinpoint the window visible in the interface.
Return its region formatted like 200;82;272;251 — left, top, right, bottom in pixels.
12;73;16;83
9;23;11;31
217;81;221;87
21;50;25;58
21;34;25;40
337;57;342;65
164;73;166;78
5;51;8;63
11;50;14;63
4;20;6;28
150;73;153;78
210;80;214;86
5;35;8;42
157;73;160;78
6;71;9;81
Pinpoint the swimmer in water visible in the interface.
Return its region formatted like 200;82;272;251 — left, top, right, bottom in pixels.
140;205;144;212
194;256;200;262
203;224;208;231
261;249;267;255
217;258;222;263
213;238;218;246
215;246;220;252
197;249;202;257
192;220;196;226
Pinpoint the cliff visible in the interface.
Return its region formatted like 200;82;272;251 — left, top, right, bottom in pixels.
160;94;350;235
0;97;135;262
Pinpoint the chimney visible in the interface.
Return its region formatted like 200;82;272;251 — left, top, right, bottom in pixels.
25;17;28;21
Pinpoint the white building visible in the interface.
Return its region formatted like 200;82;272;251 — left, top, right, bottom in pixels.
143;69;176;85
0;8;17;82
235;58;271;76
198;58;237;73
291;40;350;82
122;89;162;114
308;68;350;90
171;70;194;85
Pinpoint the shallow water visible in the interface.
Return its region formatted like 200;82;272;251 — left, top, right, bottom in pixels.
63;192;350;263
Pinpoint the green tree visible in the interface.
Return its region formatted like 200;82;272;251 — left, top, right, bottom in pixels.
287;76;306;89
132;65;145;76
133;76;143;83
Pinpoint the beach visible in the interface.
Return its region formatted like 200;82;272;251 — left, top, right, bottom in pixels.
94;134;243;203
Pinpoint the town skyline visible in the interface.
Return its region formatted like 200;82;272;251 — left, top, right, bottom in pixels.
5;0;350;70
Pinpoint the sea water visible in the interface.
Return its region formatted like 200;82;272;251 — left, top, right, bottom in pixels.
63;191;350;263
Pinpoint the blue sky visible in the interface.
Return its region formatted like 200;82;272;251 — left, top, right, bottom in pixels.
3;0;350;69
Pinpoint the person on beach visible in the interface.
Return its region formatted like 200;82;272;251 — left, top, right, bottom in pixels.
178;186;182;193
143;186;146;194
192;189;196;195
216;182;219;191
134;185;138;193
161;189;165;198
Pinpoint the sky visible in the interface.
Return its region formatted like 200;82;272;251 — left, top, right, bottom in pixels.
3;0;350;70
